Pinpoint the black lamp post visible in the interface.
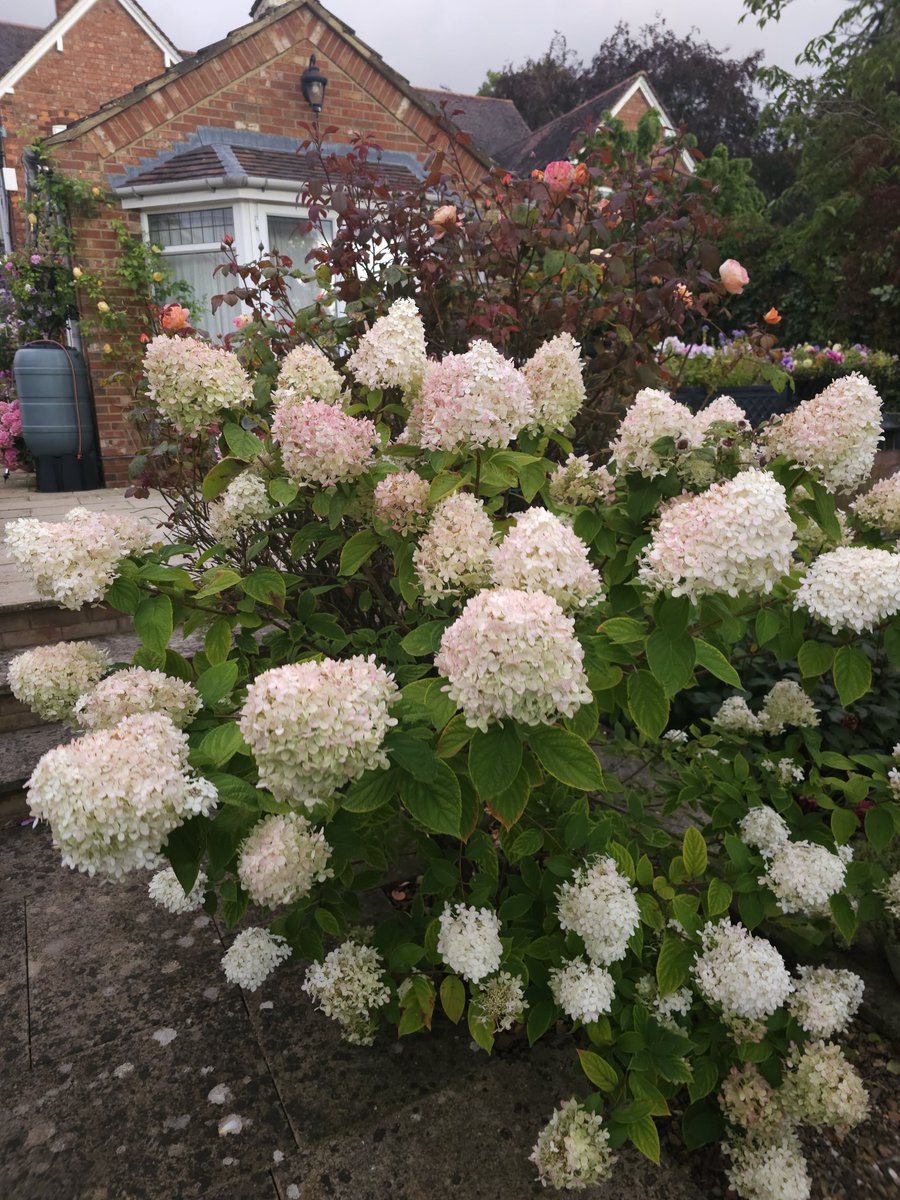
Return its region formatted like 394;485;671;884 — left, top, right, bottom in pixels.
300;55;328;115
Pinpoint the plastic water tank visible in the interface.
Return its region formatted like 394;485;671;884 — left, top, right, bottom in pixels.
13;343;102;490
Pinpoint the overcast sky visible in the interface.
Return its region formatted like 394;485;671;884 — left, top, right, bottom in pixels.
1;0;846;93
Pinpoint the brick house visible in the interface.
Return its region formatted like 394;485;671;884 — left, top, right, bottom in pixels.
0;0;180;247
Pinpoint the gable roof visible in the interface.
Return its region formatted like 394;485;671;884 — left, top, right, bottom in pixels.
417;89;531;167
0;0;181;96
0;22;43;77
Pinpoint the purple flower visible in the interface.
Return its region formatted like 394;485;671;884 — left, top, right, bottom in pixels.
825;349;844;364
29;254;42;265
3;261;12;270
781;355;795;372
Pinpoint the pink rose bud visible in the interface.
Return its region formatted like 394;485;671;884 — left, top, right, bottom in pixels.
719;259;749;295
543;160;576;200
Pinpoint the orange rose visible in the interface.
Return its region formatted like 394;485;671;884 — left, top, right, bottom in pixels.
161;304;191;332
764;307;782;325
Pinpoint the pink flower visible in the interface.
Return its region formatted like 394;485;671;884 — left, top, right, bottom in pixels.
430;204;459;237
719;259;749;295
543;160;576;200
233;313;253;329
160;304;191;332
29;254;42;265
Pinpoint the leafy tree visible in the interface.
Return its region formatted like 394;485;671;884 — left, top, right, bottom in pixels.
476;32;583;130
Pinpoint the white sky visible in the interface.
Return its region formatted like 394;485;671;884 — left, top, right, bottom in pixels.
0;0;847;94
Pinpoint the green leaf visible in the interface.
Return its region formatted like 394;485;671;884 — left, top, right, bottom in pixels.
196;660;239;707
629;1115;660;1165
626;671;669;740
645;630;695;696
268;477;298;506
486;767;531;830
468;724;522;800
656;935;694;996
629;1074;670;1116
134;594;173;654
797;640;835;678
527;999;558;1046
526;726;604;791
833;645;872;707
687;1058;719;1104
682;1099;725;1150
205;617;233;665
508;828;544;862
199;722;247;767
341;767;399;813
440;975;466;1024
428;472;463;505
223;422;264;460
706;877;733;917
884;623;900;669
201;456;243;501
315;907;342;936
682;827;707;878
830;807;859;845
436;714;473;759
577;1050;618;1092
164;815;207;894
387;734;443;781
240;567;286;610
602;616;647;644
400;761;462;836
866;805;895;850
755;608;780;646
400;620;452;657
654;595;691;637
105;575;141;613
339;530;380;576
693;639;741;687
195;566;242;599
830;893;857;943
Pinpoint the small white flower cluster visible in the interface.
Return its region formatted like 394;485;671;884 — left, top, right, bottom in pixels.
662;728;689;745
713;696;764;735
347;298;427;394
275;343;344;404
522;332;586;433
413;492;495;601
639;470;795;600
738;807;791;858
714;682;819;738
207;472;271;548
148;865;208;914
5;507;154;609
787;966;864;1039
302;940;391;1045
793;546;900;634
610;388;695;477
719;1063;783;1134
890;767;900;802
144;335;253;434
760;757;805;787
547;454;616;508
851;471;900;534
763;372;882;493
221;927;291;992
492;508;605;611
239;655;398;806
237;812;333;908
272;396;378;487
693;919;793;1024
556;857;640;966
372;469;431;534
782;1040;869;1132
7;640;108;725
635;974;693;1030
27;712;217;879
550;957;616;1023
436;588;592;731
723;1129;811;1200
473;971;528;1032
74;667;200;730
882;870;900;919
529;1099;616;1190
761;840;847;916
437;903;503;982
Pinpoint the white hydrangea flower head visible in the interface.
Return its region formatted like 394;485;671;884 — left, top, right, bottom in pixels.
529;1099;616;1190
638;469;795;600
760;681;820;733
473;971;528;1032
275;344;344;404
548;454;616;508
221;927;291;992
413;491;496;602
27;712;217;879
522;332;586;433
788;966;864;1038
435;587;592;731
239;655;398;806
763;372;882;493
556;857;640;966
5;508;155;609
635;974;693;1030
662;728;689;745
346;298;427;394
782;1041;869;1132
301;940;391;1045
144;334;253;433
437;904;503;982
719;1064;785;1134
723;1130;811;1200
761;757;805;787
550;958;616;1023
713;696;765;736
148;865;207;914
851;471;900;534
74;667;200;731
207;471;271;548
237;812;333;908
738;807;791;858
372;469;431;534
761;841;847;916
492;508;604;611
693;920;793;1022
882;870;900;919
272;396;378;487
406;340;533;451
609;387;695;477
793;547;900;634
7;640;108;725
692;394;749;437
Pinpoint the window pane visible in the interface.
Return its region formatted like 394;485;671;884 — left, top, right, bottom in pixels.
266;215;332;310
148;207;234;248
161;250;230;339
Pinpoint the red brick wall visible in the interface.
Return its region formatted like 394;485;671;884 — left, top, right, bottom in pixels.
1;0;169;244
48;5;487;483
615;90;652;130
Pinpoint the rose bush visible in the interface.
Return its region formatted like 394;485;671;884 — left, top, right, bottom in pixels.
6;298;900;1197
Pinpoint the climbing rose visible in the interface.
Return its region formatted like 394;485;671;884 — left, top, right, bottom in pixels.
7;640;108;725
272;396;378;487
74;667;200;730
274;343;343;404
160;303;190;331
492;507;605;610
144;335;252;433
793;546;900;633
522;332;586;433
413;492;495;602
346;297;427;394
609;388;695;477
542;160;577;200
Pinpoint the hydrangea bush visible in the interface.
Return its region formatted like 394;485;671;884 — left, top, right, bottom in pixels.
7;299;900;1198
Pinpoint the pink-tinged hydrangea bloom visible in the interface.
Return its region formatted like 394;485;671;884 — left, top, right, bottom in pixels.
763;373;882;493
556;857;640;966
221;927;291;992
346;298;427;394
8;640;109;726
372;469;431;534
788;966;864;1039
0;398;24;472
529;1100;616;1190
207;471;271;547
405;341;533;451
4;507;155;609
719;1064;785;1133
548;454;616;508
435;587;592;731
274;343;344;404
301;940;391;1045
237;811;333;908
239;655;398;806
609;388;695;477
793;546;900;633
692;394;749;436
492;508;605;610
27;712;217;879
761;840;847;916
413;491;495;602
74;666;200;731
851;472;900;534
272;396;378;487
693;919;793;1022
723;1130;811;1200
783;1041;869;1132
144;335;252;433
638;469;795;600
437;904;503;982
522;332;586;432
